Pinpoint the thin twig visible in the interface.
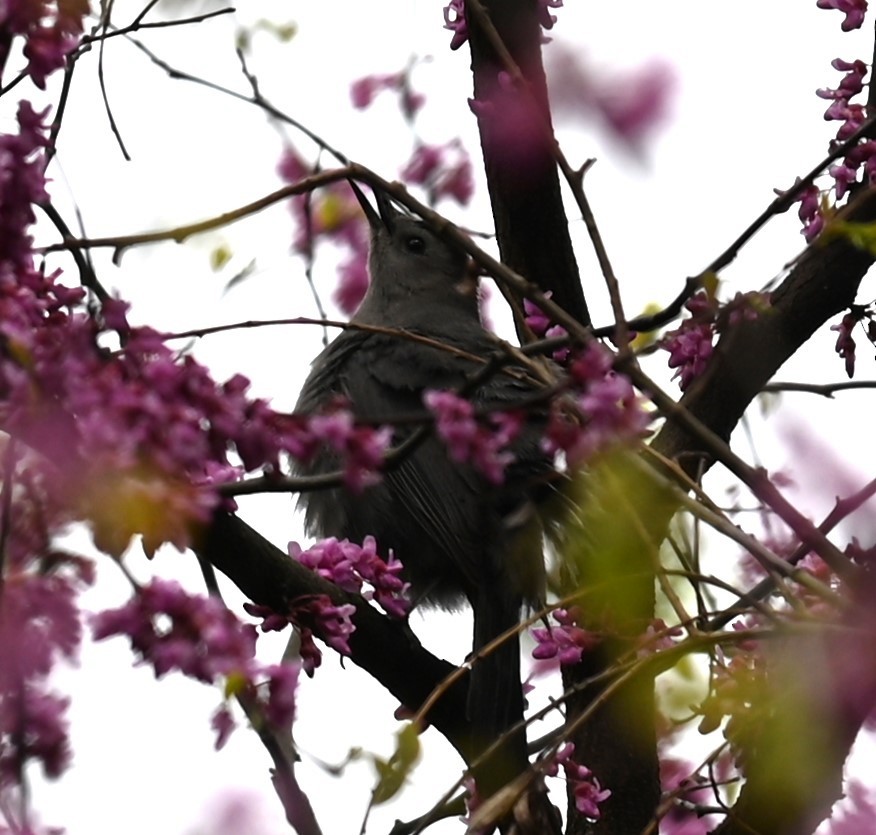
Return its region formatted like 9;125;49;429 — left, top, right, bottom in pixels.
762;379;876;396
705;475;876;631
123;32;349;165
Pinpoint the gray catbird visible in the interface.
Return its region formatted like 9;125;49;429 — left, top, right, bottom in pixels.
294;185;553;799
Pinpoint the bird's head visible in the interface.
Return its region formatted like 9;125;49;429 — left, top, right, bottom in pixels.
348;182;478;328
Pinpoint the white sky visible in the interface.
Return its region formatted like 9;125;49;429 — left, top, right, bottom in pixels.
8;0;876;832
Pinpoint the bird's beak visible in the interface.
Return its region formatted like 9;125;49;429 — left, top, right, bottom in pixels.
348;180;397;233
374;189;398;232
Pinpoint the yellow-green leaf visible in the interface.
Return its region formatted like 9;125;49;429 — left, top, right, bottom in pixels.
210;244;233;272
825;219;876;255
370;723;421;805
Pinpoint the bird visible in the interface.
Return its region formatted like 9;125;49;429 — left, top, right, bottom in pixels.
293;182;554;803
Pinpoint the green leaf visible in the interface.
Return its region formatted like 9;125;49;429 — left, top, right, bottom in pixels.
210;244;233;271
370;723;421;804
824;219;876;255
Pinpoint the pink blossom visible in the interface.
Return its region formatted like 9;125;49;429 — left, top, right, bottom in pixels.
94;582;305;748
277;147;367;254
544;342;650;464
334;246;370;314
307;408;392;491
636;618;684;657
0;559;92;786
817;58;868;99
523;294;569;360
594;63;675;150
262;662;300;729
402;144;444;184
0;140;353;554
211;705;236;750
816;0;868;31
246;595;357;674
663;323;715;390
547;44;674;152
523;295;553;337
536;0;564;30
290;535;410;618
531;607;599;665
400;141;475;206
351;73;404;109
0;0;87;89
351;71;425;119
92;578;258;684
424;389;522;484
831;310;859;377
546;743;611;819
295;596;357;657
659;757;714;834
793;183;826;241
0;689;71;782
443;0;468;50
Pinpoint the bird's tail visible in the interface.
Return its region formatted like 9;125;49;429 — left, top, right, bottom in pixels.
468;586;528;801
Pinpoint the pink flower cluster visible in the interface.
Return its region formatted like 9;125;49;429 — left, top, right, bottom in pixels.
246;597;356;677
351;71;425;121
92;578;301;747
789;3;872;239
659;756;717;834
400;140;474;207
0;556;93;786
796;182;826;242
544;342;651;465
0;0;88;89
547;742;612;819
305;407;392;492
278;147;371;315
546;42;674;152
816;0;868;31
662;290;768;391
666;323;713;391
820;57;876;200
424;389;523;484
1;101;52;283
290;535;410;618
443;0;468;50
2;274;347;554
523;293;570;361
636;618;684;658
531;607;598;666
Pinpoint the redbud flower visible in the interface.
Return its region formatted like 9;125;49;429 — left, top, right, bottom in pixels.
424;389;523;484
832;310;859;377
546;743;612;819
92;579;258;684
400;141;475;206
531;608;599;666
443;0;468;50
307;409;392;491
350;72;426;120
664;323;714;390
816;0;868;31
290;536;410;618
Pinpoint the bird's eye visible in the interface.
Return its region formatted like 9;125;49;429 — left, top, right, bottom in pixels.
404;235;426;254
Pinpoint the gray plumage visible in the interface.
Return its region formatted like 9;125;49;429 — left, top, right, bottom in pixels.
294;185;552;796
